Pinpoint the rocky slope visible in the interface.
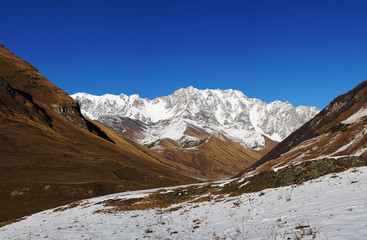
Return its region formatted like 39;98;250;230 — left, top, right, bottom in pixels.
0;44;198;224
239;80;367;175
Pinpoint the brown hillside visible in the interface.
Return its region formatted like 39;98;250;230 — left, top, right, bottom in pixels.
0;44;198;224
237;80;367;176
100;117;273;179
154;136;263;179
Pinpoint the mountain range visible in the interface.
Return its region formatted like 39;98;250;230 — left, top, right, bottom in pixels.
72;88;319;148
72;88;319;178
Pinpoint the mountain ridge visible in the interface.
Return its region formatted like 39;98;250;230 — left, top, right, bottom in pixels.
72;87;319;149
71;87;318;179
238;80;367;176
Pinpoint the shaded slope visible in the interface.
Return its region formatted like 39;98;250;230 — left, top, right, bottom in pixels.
0;78;52;126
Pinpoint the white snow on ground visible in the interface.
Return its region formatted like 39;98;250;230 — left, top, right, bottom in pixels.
332;129;366;155
218;127;265;149
249;106;263;134
1;167;367;239
342;106;367;124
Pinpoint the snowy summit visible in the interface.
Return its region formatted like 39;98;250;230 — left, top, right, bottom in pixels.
72;87;319;149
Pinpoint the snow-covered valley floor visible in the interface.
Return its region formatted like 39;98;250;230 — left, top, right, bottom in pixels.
1;167;367;239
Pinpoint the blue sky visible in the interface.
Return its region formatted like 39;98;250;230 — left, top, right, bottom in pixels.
1;0;367;109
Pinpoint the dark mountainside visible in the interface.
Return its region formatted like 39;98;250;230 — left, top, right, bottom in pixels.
0;44;197;224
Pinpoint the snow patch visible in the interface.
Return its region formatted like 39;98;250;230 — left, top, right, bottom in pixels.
342;106;367;124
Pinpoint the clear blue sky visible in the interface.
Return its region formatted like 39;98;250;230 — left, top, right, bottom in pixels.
2;0;367;109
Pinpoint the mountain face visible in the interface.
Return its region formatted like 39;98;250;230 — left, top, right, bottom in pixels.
72;87;319;150
72;88;319;179
240;80;367;175
0;44;198;224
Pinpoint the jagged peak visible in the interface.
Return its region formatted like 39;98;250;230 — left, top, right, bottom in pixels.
130;94;141;99
171;86;250;100
73;87;259;104
72;86;320;147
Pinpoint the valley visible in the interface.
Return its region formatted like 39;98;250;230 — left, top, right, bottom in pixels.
0;43;366;240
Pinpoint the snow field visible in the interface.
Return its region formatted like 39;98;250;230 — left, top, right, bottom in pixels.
1;167;367;239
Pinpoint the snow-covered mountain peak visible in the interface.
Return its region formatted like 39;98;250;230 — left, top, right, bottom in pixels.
71;87;319;149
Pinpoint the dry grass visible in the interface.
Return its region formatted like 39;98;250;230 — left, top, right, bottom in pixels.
213;195;226;202
94;184;219;214
220;156;367;196
53;201;83;212
95;156;367;215
45;156;367;218
157;136;265;179
189;195;213;203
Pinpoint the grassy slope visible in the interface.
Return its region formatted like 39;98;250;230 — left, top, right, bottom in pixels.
0;44;198;223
